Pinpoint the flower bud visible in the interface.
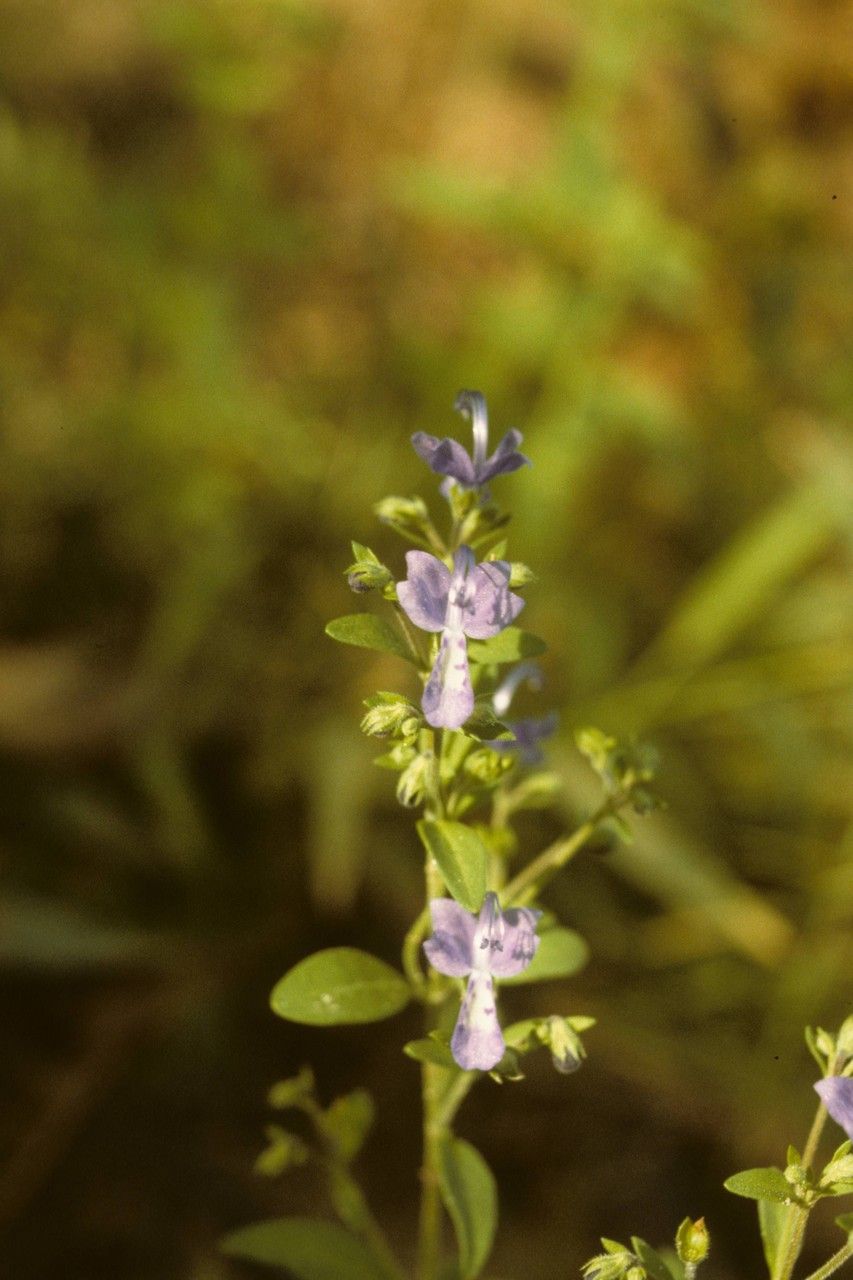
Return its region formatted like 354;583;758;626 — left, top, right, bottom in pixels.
676;1217;710;1266
361;692;421;739
396;752;432;807
837;1015;853;1064
508;561;536;589
544;1016;586;1074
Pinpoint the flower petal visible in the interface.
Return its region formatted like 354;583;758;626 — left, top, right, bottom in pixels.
411;432;477;487
461;560;525;639
422;630;474;729
487;905;542;977
423;898;476;977
479;428;530;482
451;972;505;1070
396;551;451;632
815;1077;853;1141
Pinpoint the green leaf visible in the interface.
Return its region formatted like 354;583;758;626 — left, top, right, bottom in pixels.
724;1167;792;1203
403;1038;456;1068
836;1213;853;1235
501;926;589;985
221;1216;391;1280
631;1237;675;1280
325;614;415;664
438;1137;498;1279
416;820;488;912
758;1199;788;1273
271;949;411;1025
467;627;546;666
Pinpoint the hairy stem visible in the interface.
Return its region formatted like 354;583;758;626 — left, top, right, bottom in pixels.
772;1055;839;1280
802;1239;853;1280
417;735;450;1280
502;793;623;907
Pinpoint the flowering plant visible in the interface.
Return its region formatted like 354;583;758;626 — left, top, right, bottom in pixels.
222;393;853;1280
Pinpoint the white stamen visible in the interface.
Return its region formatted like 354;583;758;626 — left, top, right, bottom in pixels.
454;389;489;471
492;661;543;717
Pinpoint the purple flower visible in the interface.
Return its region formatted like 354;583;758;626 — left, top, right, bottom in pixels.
397;546;524;729
815;1077;853;1140
411;390;530;491
496;713;559;765
424;892;541;1070
491;662;557;763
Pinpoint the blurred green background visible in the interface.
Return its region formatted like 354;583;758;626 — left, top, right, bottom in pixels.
0;0;851;1276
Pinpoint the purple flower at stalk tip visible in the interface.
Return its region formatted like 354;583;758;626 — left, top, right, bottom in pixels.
424;892;542;1071
491;661;558;764
411;390;530;492
396;546;524;729
496;713;559;765
815;1077;853;1141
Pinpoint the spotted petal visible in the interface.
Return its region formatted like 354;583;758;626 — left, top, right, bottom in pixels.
461;560;525;640
396;551;451;633
422;630;474;729
487;906;542;978
423;898;477;977
451;972;505;1070
815;1077;853;1141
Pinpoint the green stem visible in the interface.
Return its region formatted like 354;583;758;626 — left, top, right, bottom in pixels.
417;745;450;1280
417;1062;445;1280
802;1240;853;1280
772;1055;840;1280
502;793;623;906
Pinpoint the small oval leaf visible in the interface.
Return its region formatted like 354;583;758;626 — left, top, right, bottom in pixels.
221;1216;392;1280
438;1137;497;1280
403;1037;456;1068
271;948;411;1025
501;926;589;985
325;614;415;663
724;1167;792;1203
417;820;488;913
467;627;547;666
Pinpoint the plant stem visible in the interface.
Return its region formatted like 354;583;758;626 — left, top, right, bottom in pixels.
802;1240;853;1280
417;736;450;1280
501;793;623;906
772;1055;840;1280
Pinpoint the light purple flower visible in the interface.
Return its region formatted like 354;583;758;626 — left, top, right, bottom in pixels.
423;892;541;1071
411;390;530;491
496;713;559;765
815;1077;853;1140
491;662;557;763
397;546;524;729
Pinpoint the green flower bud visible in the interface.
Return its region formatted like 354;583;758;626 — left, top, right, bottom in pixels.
837;1015;853;1064
508;561;536;588
676;1217;710;1266
544;1016;587;1074
396;751;432;807
360;692;421;739
463;746;514;784
254;1125;310;1177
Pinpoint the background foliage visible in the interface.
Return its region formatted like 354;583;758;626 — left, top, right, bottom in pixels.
0;0;850;1277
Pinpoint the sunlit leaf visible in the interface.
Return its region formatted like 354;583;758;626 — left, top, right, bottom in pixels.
270;949;411;1025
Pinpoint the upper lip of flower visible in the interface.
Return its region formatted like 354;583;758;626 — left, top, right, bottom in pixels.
410;389;530;490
